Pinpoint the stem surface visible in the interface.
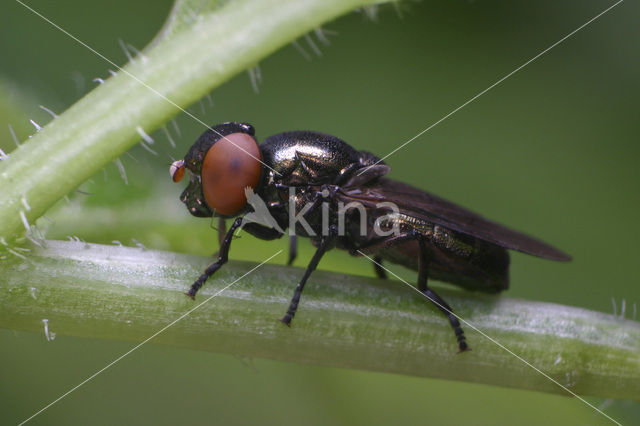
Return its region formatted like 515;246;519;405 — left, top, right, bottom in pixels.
1;241;638;401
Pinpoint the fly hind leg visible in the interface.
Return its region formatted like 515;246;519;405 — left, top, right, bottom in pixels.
416;235;468;352
359;230;468;352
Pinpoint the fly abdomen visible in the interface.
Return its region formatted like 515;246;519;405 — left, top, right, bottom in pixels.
432;225;476;258
384;213;476;258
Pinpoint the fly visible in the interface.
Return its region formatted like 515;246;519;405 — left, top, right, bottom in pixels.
170;122;571;352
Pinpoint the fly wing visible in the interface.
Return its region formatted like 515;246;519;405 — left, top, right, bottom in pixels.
340;177;571;261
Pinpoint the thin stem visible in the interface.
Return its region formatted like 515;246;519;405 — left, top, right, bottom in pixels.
0;0;380;242
1;241;638;402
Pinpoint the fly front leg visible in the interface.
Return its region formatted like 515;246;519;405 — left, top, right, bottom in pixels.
187;217;243;299
211;217;227;257
280;226;337;326
217;217;227;248
416;236;468;352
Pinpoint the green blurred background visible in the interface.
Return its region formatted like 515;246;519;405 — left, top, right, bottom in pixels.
1;0;638;424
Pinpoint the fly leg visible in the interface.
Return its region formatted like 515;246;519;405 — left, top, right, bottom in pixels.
416;235;468;352
280;226;337;326
288;235;298;265
211;217;227;257
262;195;297;266
357;231;468;351
373;256;387;279
217;217;226;248
284;185;333;267
187;217;243;299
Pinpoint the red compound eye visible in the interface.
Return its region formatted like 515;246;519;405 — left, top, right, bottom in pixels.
201;132;262;216
170;160;185;182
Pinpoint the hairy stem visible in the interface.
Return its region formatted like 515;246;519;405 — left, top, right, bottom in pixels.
0;0;380;242
1;241;638;401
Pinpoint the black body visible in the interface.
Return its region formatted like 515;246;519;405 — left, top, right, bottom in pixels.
179;122;571;352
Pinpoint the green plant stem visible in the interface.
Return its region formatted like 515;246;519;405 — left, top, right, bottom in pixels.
0;0;380;242
1;240;638;401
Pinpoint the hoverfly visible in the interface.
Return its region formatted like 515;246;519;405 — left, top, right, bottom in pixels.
171;122;570;351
